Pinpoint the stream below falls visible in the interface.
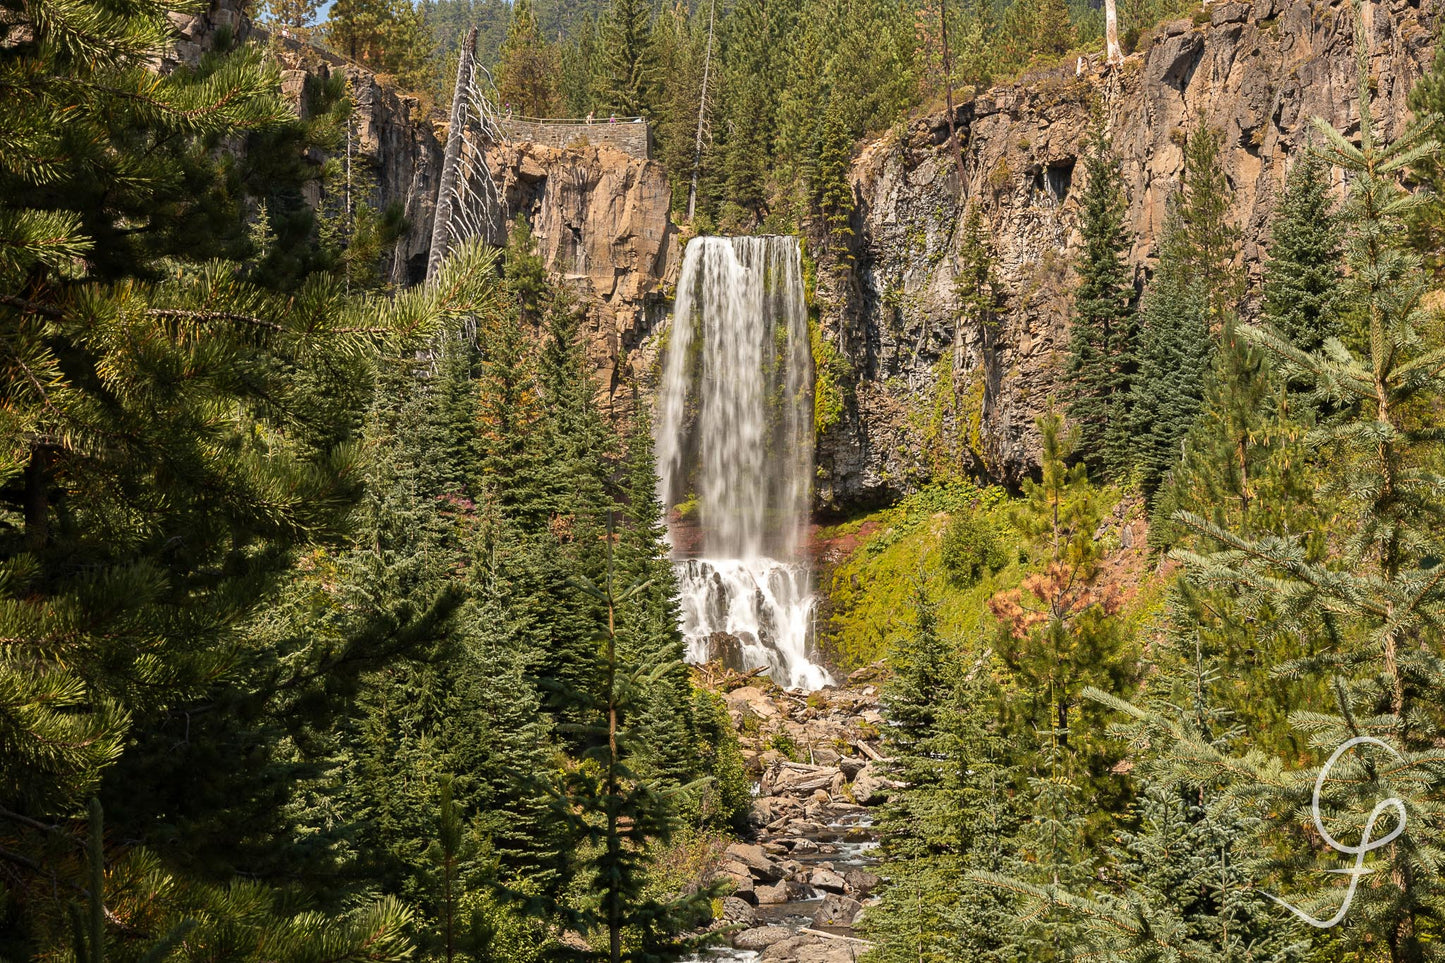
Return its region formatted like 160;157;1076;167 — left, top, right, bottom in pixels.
680;678;892;962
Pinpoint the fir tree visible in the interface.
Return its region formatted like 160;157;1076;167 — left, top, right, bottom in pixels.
1130;129;1240;502
1159;18;1445;958
956;204;1005;332
496;0;560;117
614;411;698;791
546;562;716;962
870;594;1025;961
593;0;658;116
1065;123;1137;478
814;94;857;262
1261;149;1343;354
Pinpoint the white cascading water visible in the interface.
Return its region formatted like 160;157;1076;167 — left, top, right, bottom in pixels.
656;236;833;691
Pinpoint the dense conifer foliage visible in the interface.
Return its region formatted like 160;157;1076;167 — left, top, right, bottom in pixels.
15;0;1445;959
864;6;1445;962
327;0;1199;230
1065;125;1138;480
0;6;737;959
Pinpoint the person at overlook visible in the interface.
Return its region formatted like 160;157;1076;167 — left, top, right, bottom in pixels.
586;111;594;124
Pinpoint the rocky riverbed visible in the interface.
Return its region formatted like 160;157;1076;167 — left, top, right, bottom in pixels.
687;667;896;962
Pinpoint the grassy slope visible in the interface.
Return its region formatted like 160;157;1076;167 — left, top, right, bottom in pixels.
817;480;1169;671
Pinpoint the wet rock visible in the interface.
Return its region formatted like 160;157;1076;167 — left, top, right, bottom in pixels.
786;837;819;855
704;631;747;672
811;894;864;928
810;868;848;893
733;925;793;951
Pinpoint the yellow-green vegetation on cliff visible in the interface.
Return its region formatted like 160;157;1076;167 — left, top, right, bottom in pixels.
820;482;1008;669
811;318;850;436
818;479;1165;671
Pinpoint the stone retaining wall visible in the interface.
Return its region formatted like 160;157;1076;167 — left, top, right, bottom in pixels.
500;119;650;159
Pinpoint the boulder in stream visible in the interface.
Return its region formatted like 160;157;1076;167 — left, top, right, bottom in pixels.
844;867;881;897
724;842;783;882
733;925;793;951
811;893;863;927
850;762;896;805
721;896;756;926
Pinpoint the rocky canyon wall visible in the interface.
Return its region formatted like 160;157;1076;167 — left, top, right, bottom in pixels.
170;0;677;419
180;0;1437;514
812;0;1439;510
488;141;680;418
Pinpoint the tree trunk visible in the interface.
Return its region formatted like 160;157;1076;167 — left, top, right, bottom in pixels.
687;0;716;221
940;0;967;188
428;28;479;279
1105;0;1123;64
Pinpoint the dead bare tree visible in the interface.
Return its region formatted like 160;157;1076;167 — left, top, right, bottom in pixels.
687;0;717;221
1105;0;1123;65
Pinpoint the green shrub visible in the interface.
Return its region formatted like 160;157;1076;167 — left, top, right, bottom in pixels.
691;689;753;831
940;512;1008;587
768;732;802;761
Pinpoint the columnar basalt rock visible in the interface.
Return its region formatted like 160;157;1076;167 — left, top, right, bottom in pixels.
811;0;1437;508
487;141;679;419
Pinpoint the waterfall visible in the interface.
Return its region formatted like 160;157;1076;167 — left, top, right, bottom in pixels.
656;236;833;690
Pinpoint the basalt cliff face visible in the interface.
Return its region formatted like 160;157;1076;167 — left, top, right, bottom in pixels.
171;0;677;416
183;0;1435;513
812;0;1438;509
488;142;680;418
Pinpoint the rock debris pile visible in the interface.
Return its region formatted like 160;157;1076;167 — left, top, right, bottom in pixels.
700;667;896;962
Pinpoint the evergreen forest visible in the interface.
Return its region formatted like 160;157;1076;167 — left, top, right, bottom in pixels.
6;0;1445;962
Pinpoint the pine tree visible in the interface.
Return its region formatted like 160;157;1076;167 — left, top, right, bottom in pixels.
1065;123;1137;478
559;15;602;117
1130;127;1239;501
496;0;560;117
593;0;658;116
714;0;791;226
0;0;495;839
1405;32;1445;274
1022;0;1075;60
1149;319;1313;549
328;0;393;63
262;0;322;31
988;415;1131;818
1174;127;1242;326
1261;149;1343;354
